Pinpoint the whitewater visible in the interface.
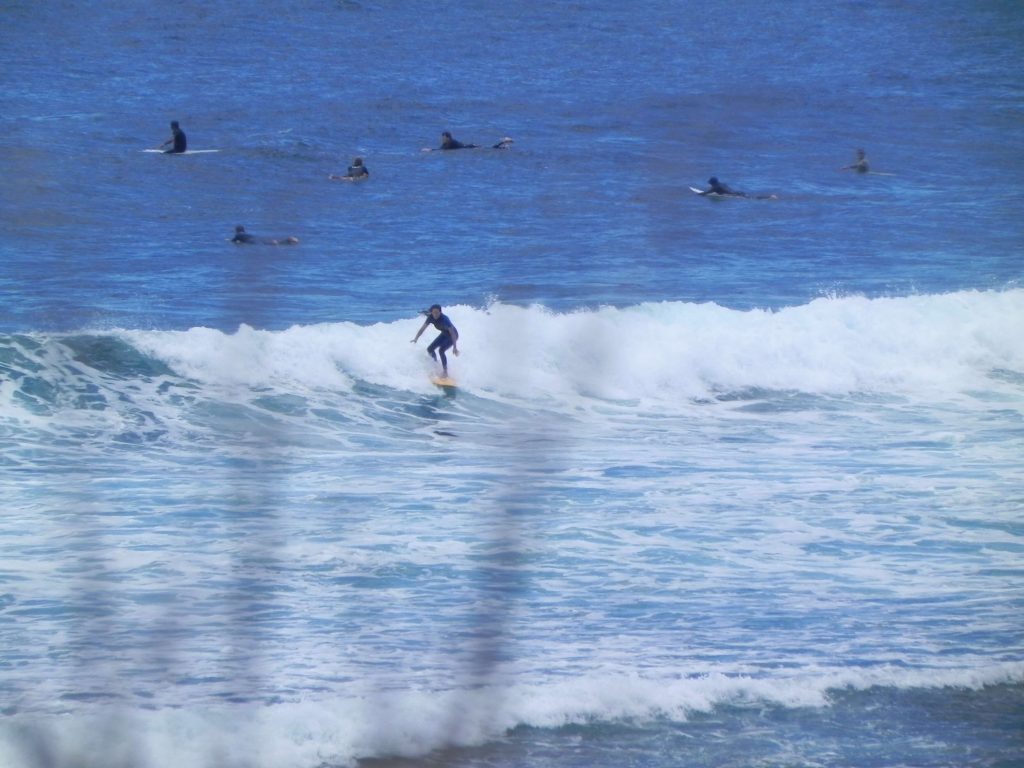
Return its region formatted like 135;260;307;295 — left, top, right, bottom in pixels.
8;289;1024;417
2;291;1023;766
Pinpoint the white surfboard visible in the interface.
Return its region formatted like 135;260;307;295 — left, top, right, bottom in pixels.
691;186;731;198
691;185;776;200
142;149;221;154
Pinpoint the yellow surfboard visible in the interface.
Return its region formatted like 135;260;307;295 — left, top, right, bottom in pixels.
430;376;457;389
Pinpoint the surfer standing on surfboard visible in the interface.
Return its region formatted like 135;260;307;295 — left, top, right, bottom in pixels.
160;121;187;154
411;304;459;377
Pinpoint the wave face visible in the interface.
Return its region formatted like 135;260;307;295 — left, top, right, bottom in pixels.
2;291;1023;766
5;289;1024;425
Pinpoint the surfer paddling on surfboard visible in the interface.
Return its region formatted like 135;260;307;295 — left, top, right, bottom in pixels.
411;304;459;378
159;121;187;154
700;177;747;197
439;131;475;150
423;131;514;152
230;225;299;245
691;177;778;200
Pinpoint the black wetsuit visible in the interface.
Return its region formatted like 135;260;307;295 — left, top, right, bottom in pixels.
706;179;746;197
231;230;257;244
346;164;369;178
165;127;187;154
425;313;458;370
440;136;476;150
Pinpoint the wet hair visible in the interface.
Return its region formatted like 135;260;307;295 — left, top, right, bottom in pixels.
429;304;442;312
171;121;179;129
708;177;719;185
235;225;245;233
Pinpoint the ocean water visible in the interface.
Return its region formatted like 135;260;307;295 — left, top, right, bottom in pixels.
2;1;1023;767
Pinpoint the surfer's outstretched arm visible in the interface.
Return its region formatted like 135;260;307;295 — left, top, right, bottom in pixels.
411;319;429;343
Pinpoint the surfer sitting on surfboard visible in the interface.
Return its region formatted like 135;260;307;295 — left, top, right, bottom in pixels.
411;304;459;377
160;121;187;154
841;148;870;173
330;157;369;181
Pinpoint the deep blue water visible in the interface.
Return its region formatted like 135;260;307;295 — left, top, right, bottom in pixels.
1;2;1023;767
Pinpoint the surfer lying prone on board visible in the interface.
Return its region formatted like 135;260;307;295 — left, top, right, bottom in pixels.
423;131;514;152
411;304;459;377
159;121;187;154
230;225;299;246
695;177;778;200
701;177;747;197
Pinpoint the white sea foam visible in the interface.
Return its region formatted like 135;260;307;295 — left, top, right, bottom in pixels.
2;290;1021;438
114;289;1024;407
2;663;1021;768
2;290;1022;768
